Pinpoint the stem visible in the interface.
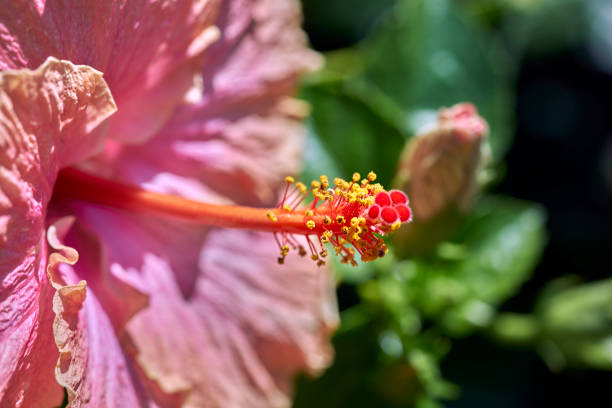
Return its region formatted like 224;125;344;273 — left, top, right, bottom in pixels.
53;167;331;235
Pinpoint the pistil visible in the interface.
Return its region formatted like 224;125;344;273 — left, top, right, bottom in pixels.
53;168;412;265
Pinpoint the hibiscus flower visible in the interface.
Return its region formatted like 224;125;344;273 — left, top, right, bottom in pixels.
0;1;343;406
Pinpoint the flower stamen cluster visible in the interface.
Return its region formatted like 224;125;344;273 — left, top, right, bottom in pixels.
274;171;412;266
53;168;412;267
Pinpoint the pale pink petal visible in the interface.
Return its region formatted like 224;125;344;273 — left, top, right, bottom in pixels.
87;0;320;206
46;220;147;407
128;229;337;408
63;200;337;407
199;0;321;101
0;58;116;407
0;0;220;143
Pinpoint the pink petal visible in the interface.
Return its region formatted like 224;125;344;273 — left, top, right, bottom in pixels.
64;202;338;407
199;0;321;101
87;0;320;206
0;58;116;407
47;220;147;407
126;229;338;408
0;0;220;143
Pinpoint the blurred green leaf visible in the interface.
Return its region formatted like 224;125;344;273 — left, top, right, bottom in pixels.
300;81;406;185
361;0;514;160
302;0;396;50
491;278;612;371
370;196;546;336
293;306;456;408
537;278;612;370
293;306;423;408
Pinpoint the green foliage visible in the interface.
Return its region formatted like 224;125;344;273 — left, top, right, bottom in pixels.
300;81;406;185
295;0;608;406
364;197;546;337
492;278;612;371
361;0;514;160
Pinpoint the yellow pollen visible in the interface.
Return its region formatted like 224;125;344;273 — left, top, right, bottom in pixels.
311;254;319;261
285;176;295;183
341;226;350;234
296;182;307;193
305;209;314;217
367;171;377;181
306;220;316;230
266;211;278;222
311;180;321;189
282;204;292;212
391;221;402;231
336;215;346;224
323;215;332;225
352;172;360;182
350;217;360;227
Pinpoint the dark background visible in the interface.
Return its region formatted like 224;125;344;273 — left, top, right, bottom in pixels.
298;0;612;406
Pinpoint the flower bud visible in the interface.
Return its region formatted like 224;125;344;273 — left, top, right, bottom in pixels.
395;103;489;222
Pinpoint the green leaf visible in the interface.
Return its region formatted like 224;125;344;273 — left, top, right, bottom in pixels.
374;196;546;336
360;0;514;160
300;81;407;186
491;278;612;371
537;278;612;371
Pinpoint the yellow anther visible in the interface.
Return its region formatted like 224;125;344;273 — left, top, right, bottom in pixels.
336;215;346;224
311;180;321;189
352;233;361;242
341;226;350;235
350;217;360;227
352;172;360;182
320;175;329;189
321;235;329;244
334;177;344;187
305;209;314;217
361;179;369;186
281;245;290;256
296;182;307;193
266;211;278;222
334;246;343;254
391;221;402;231
282;204;292;212
306;220;316;230
323;215;332;225
320;250;328;258
285;176;295;183
311;254;319;261
359;217;367;225
367;171;377;182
